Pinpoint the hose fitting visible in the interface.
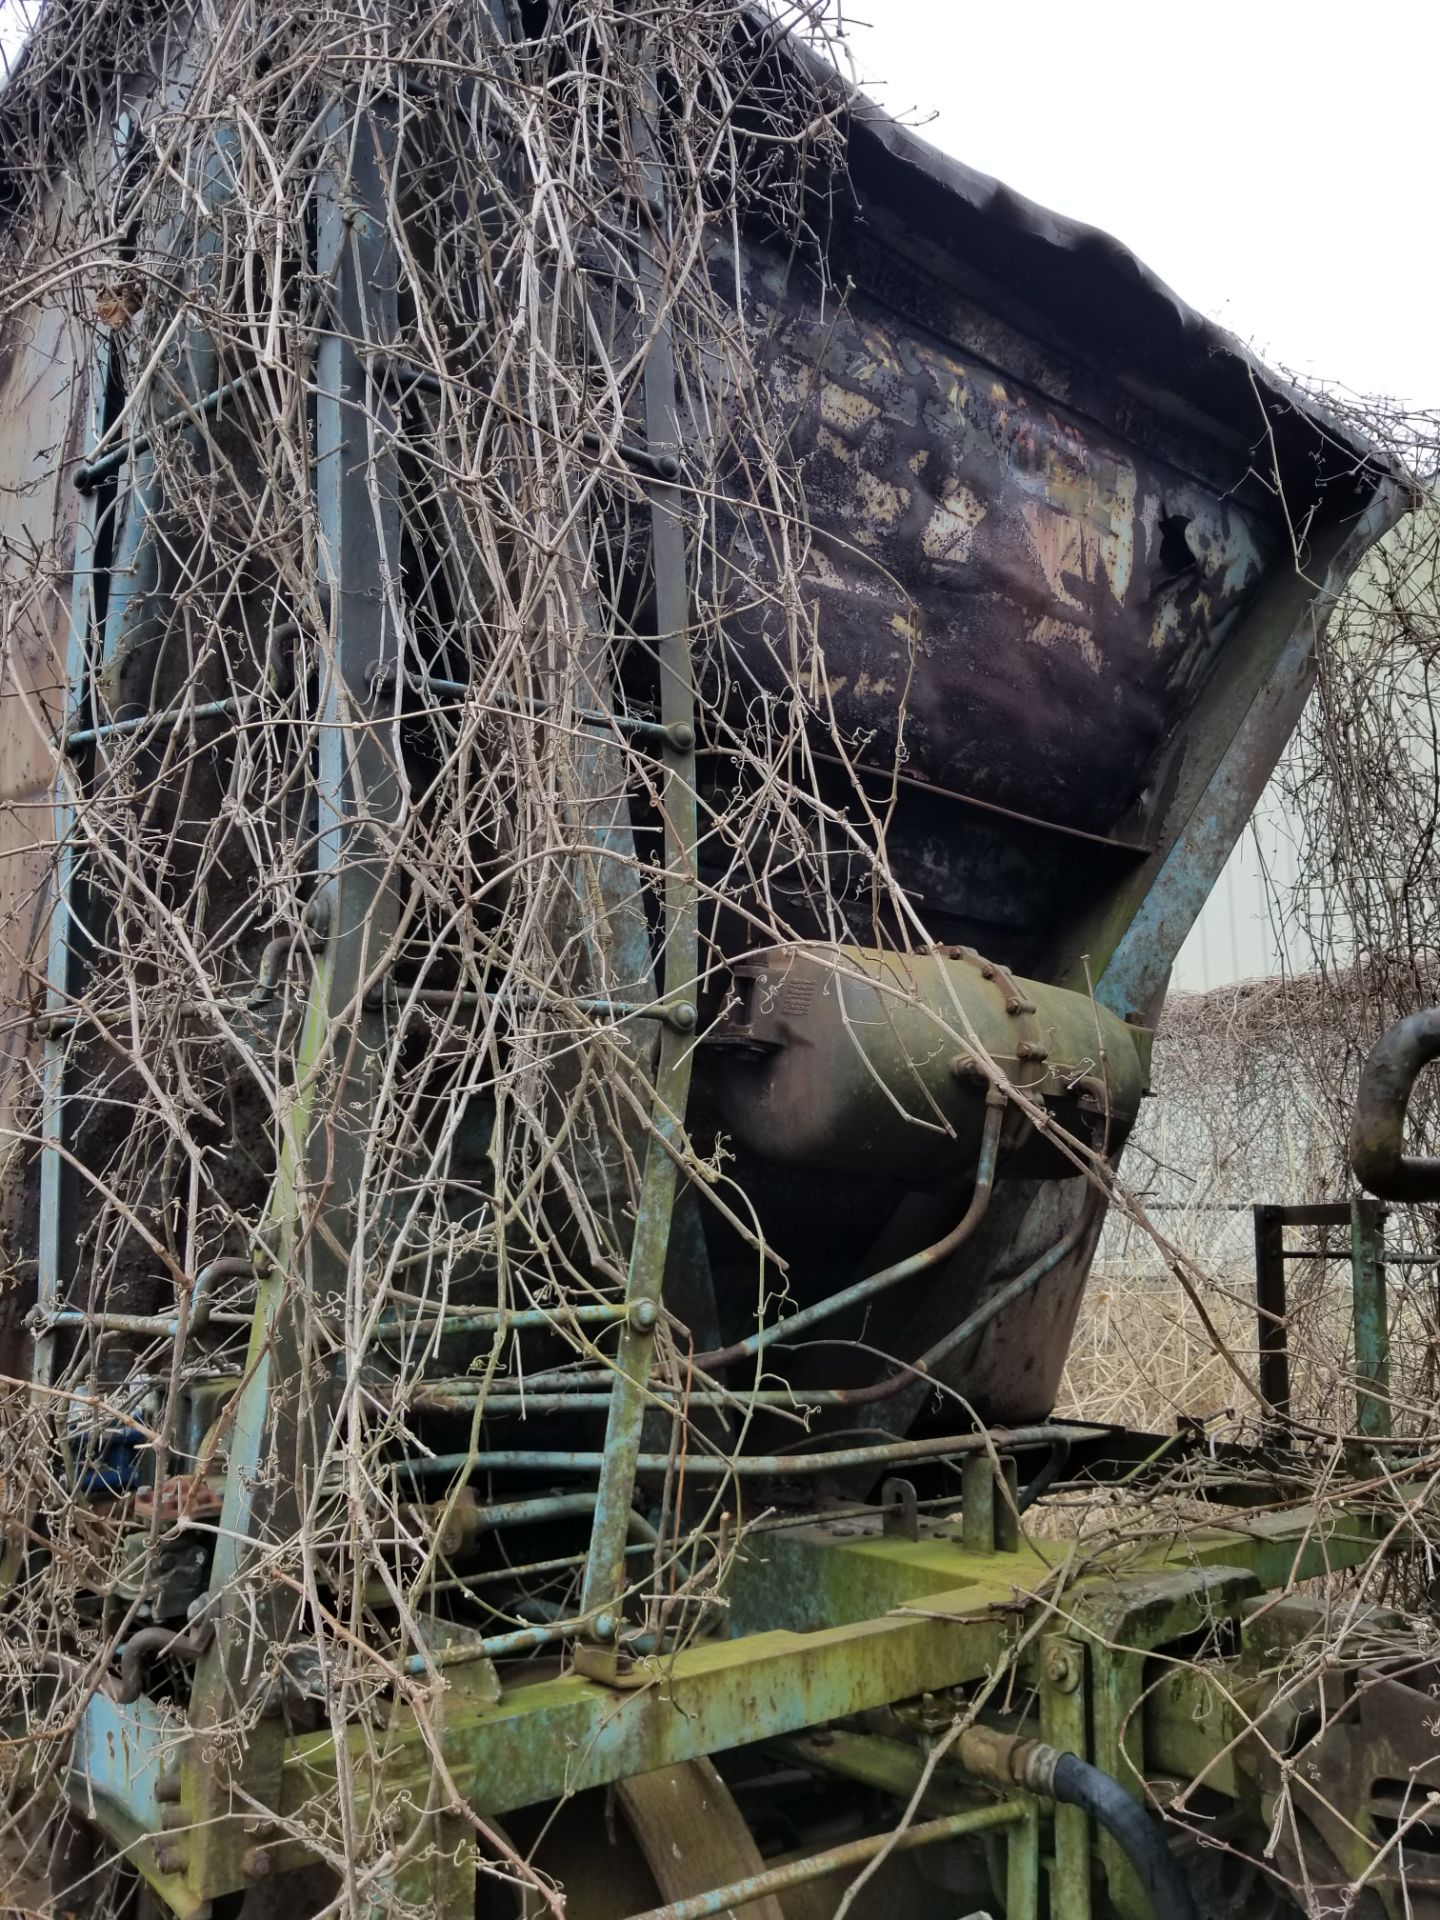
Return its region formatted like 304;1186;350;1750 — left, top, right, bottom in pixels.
955;1728;1201;1920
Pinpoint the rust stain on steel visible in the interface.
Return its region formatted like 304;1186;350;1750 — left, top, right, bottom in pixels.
0;298;85;1360
717;248;1271;841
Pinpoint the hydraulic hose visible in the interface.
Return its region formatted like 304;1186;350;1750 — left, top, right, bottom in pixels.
957;1729;1202;1920
1051;1752;1202;1920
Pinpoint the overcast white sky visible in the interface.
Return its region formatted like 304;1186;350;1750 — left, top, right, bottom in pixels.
846;0;1437;410
3;0;1430;408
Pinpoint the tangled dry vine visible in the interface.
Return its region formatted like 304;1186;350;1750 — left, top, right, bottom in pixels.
0;2;1434;1916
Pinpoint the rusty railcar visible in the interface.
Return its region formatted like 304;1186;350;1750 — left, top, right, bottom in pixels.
0;7;1426;1920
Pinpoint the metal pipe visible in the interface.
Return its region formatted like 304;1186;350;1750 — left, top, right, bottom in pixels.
697;1094;1005;1371
429;1536;657;1594
189;1256;257;1333
833;1188;1102;1407
74;371;255;492
115;1626;208;1705
415;1386;857;1414
64;695;242;752
42;1308;251;1335
398;1503;659;1673
379;1301;629;1337
465;1492;596;1531
37;1260;255;1343
393;1423;1095;1481
619;1800;1028;1920
1350;1008;1440;1200
249;900;330;1005
433;1492;659;1542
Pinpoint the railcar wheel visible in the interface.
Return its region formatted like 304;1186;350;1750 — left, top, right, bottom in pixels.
484;1761;785;1920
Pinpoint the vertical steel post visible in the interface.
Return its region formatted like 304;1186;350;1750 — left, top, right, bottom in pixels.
961;1451;996;1554
1005;1799;1042;1920
1041;1637;1092;1920
35;338;111;1390
576;56;697;1659
995;1455;1021;1552
35;114;137;1386
1252;1204;1291;1424
1350;1197;1390;1440
183;97;406;1897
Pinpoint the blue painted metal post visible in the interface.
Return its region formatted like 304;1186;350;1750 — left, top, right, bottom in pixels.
575;58;698;1663
34;117;137;1387
180;99;406;1898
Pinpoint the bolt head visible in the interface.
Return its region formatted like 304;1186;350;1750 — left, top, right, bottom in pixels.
1045;1645;1081;1692
630;1299;658;1333
241;1847;273;1882
593;1611;618;1642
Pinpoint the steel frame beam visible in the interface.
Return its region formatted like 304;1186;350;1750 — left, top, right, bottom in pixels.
176;95;409;1895
71;1497;1383;1907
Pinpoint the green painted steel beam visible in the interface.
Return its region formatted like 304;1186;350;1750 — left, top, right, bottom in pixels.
272;1505;1381;1831
100;1501;1384;1903
280;1579;1023;1826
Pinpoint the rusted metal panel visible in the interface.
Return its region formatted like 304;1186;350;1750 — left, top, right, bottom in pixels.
721;253;1272;839
0;291;85;1349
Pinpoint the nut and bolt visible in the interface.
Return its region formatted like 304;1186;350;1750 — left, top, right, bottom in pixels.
153;1845;187;1877
629;1299;659;1333
664;1000;698;1033
1044;1643;1082;1692
241;1847;274;1883
592;1610;618;1643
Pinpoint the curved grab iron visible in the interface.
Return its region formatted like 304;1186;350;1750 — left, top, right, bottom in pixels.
1350;1008;1440;1202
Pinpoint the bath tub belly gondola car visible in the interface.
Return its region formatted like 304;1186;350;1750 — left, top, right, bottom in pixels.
0;7;1422;1919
